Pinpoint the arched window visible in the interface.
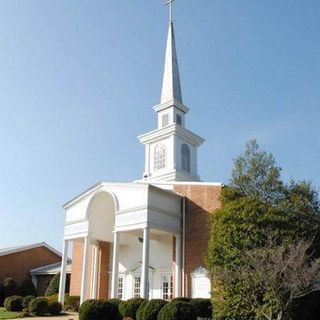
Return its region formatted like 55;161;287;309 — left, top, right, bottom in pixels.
154;144;166;171
181;144;190;173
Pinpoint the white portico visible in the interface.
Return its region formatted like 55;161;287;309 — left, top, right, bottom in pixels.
58;182;182;304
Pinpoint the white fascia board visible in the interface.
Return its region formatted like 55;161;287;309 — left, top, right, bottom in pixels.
153;181;223;187
153;100;189;114
63;181;149;209
0;242;62;258
138;124;204;146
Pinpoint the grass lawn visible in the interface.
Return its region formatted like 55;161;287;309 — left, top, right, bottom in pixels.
0;307;20;319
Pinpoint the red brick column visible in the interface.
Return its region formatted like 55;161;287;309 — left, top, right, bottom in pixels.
174;184;221;297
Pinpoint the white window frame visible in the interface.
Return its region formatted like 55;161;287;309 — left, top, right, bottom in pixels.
133;275;141;298
160;273;173;301
117;275;125;300
154;143;166;171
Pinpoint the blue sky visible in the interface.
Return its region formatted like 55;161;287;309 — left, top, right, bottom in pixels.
0;0;319;251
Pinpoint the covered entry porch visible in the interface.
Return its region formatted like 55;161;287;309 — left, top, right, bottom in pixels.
58;182;183;304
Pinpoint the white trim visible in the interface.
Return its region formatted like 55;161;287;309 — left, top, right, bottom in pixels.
0;242;62;258
30;261;72;275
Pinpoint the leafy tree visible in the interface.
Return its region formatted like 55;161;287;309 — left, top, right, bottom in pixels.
213;240;320;320
206;140;320;319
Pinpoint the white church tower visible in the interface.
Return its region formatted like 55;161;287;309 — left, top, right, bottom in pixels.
138;5;204;182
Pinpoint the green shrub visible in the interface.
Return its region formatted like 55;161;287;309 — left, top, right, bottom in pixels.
45;273;60;296
171;298;192;303
46;293;58;302
157;301;196;320
0;285;4;307
65;295;80;311
79;299;118;320
22;295;35;309
48;300;63;315
29;297;49;315
136;300;148;320
2;278;18;298
19;279;36;297
119;298;146;320
189;298;212;318
107;298;122;320
4;295;23;311
143;299;168;320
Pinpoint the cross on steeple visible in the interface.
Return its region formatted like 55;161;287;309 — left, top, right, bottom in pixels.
165;0;174;23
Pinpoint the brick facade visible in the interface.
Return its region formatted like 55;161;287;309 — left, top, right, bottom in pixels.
69;240;110;299
0;246;61;286
174;184;221;297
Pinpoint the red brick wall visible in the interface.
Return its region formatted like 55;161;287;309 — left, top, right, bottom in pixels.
0;246;61;285
174;184;221;297
69;240;110;299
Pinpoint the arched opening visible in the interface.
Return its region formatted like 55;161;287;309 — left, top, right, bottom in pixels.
181;144;190;173
87;191;117;242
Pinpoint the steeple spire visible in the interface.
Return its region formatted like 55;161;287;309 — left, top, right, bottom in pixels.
160;1;183;105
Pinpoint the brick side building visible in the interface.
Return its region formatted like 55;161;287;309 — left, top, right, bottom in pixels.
0;242;67;295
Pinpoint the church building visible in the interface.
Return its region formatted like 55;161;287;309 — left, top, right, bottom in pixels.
58;3;222;305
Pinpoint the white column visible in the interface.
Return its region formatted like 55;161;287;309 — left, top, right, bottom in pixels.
91;242;100;299
80;237;90;304
141;227;150;299
175;234;182;297
111;232;120;298
58;239;69;304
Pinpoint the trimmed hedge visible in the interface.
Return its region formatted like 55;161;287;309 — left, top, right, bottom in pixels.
171;298;192;303
2;278;18;298
65;295;80;311
19;279;36;297
157;301;196;320
79;299;118;320
136;300;148;320
107;298;122;320
22;295;35;309
189;298;212;319
119;298;146;320
48;301;63;315
143;299;168;320
4;295;23;312
29;297;49;315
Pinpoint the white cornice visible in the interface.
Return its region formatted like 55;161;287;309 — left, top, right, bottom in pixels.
138;123;204;146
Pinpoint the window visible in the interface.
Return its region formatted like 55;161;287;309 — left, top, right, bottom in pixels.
181;144;191;173
161;274;173;301
118;277;124;300
154;144;166;171
133;276;141;298
176;114;182;126
162;114;169;127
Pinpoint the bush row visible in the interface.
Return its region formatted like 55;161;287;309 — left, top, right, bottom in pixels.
79;297;212;320
0;277;36;306
3;295;63;316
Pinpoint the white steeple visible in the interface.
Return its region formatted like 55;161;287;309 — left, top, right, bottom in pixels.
138;2;204;182
160;22;183;105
